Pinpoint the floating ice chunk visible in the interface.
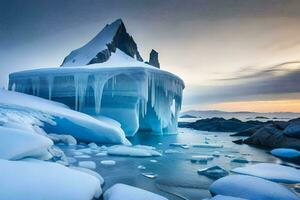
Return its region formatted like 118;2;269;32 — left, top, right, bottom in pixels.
142;172;158;179
198;166;229;179
103;183;167;200
100;160;116;166
231;157;249;163
0;159;101;200
78;161;96;169
88;142;98;149
134;145;156;150
170;143;189;149
137;165;146;170
48;133;77;145
96;152;108;156
209;195;247;200
107;145;161;157
192;143;223;148
70;166;104;185
0;126;53;160
191;155;214;163
231;163;300;184
150;159;158;163
164;149;179;154
210;175;299;200
271;148;300;158
76;148;93;154
74;155;91;159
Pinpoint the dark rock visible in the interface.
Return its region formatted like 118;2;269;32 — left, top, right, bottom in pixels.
231;125;263;137
146;49;160;68
232;139;244;144
283;118;300;139
244;124;300;150
272;121;289;130
180;117;265;132
180;114;197;118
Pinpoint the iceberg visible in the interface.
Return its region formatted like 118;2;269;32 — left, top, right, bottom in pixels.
103;183;167;200
8;19;184;137
0;159;101;200
209;175;299;200
231;163;300;184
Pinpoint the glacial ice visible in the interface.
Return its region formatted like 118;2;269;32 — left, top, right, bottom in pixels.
0;159;102;200
103;183;168;200
231;163;300;184
0;89;129;144
271;148;300;158
0;126;53;160
107;145;162;157
9;49;184;136
209;175;300;200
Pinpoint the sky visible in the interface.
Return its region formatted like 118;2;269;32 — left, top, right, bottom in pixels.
1;0;300;112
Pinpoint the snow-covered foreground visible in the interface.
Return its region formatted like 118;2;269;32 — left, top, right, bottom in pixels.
0;89;129;144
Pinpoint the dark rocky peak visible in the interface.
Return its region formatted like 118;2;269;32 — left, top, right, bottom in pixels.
146;49;160;68
61;19;143;66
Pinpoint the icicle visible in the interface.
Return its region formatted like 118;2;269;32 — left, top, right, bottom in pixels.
47;76;53;100
31;77;40;96
74;73;89;111
93;73;112;114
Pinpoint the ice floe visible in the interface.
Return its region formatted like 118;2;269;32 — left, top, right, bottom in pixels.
78;161;96;169
210;175;299;200
271;148;300;158
103;183;167;200
191;155;214;163
107;145;161;157
100;160;116;166
141;172;158;179
198;166;229;179
231;163;300;184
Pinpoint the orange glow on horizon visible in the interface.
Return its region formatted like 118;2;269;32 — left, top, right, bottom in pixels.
208;100;300;112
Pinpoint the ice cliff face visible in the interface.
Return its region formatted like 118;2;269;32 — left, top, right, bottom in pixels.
61;19;143;66
9;19;184;137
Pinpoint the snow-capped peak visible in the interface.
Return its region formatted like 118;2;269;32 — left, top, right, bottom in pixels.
61;19;144;67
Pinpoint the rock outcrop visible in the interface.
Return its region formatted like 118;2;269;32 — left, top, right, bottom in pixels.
61;19;143;66
146;49;160;68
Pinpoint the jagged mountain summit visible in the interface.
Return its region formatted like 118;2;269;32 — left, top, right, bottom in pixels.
9;19;184;137
61;19;144;66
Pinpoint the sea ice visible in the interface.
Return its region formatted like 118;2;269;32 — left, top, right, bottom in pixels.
0;159;101;200
0;126;53;160
231;157;249;163
231;163;300;184
141;172;158;179
78;161;97;169
209;175;299;200
100;160;116;166
192;143;223;148
271;148;300;158
164;149;180;154
103;183;167;200
137;165;146;169
107;145;161;157
198;166;229;179
190;155;214;163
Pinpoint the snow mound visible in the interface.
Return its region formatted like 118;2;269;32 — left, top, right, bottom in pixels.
0;159;101;200
103;183;168;200
70;166;104;185
107;145;162;157
0;90;129;145
209;175;299;200
271;148;300;158
0;126;53;160
231;163;300;184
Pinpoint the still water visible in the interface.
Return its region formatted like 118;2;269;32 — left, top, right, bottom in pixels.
61;127;298;200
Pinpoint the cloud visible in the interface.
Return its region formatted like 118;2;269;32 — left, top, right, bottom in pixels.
184;61;300;105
